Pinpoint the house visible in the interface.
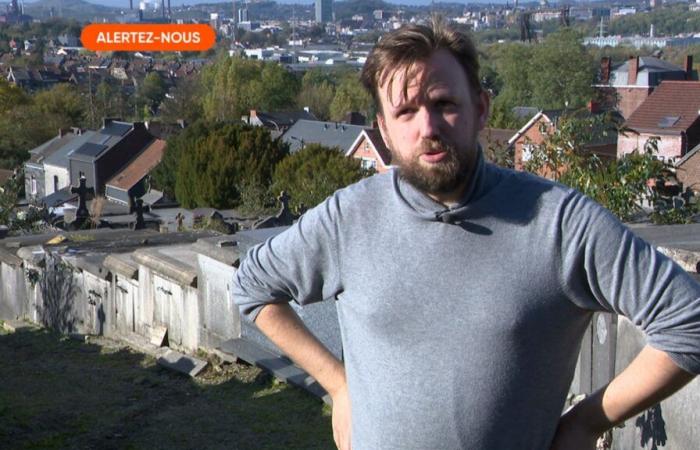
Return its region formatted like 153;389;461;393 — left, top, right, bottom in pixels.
478;128;516;167
67;119;154;196
617;81;700;162
509;107;619;174
597;56;692;119
246;109;317;138
676;143;700;193
282;119;371;154
105;139;166;207
25;129;96;202
346;129;392;173
24;128;86;202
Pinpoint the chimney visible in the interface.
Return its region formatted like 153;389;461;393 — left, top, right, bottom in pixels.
250;109;257;119
628;56;639;86
600;57;611;84
685;55;694;80
587;100;599;113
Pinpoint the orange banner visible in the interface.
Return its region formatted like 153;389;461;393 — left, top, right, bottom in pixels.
81;24;216;52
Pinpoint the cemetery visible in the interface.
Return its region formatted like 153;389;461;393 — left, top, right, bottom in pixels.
2;183;700;448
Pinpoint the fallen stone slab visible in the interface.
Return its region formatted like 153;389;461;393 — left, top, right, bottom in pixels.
219;338;329;403
1;320;39;333
156;349;208;377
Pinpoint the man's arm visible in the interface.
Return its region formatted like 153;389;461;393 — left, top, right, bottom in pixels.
255;303;351;450
550;345;696;450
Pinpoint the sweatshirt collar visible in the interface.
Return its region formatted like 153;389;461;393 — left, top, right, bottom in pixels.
392;148;494;221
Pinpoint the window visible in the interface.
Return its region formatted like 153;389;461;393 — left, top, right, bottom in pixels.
30;177;37;195
361;158;377;170
522;144;535;162
53;175;59;192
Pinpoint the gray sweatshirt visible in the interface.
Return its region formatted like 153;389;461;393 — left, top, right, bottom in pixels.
233;153;700;449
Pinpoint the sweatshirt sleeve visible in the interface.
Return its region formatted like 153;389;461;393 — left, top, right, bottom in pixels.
559;191;700;375
232;193;344;324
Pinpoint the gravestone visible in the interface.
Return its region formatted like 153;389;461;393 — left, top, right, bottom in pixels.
133;199;146;230
70;176;94;229
253;191;298;229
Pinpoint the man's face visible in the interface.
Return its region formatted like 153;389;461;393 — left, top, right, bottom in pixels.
376;50;489;202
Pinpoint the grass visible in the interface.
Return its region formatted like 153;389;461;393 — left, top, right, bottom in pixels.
0;328;334;450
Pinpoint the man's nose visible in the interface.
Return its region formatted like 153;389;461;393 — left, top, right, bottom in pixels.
417;107;440;139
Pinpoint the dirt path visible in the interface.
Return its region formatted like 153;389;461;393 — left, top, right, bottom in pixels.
0;326;333;450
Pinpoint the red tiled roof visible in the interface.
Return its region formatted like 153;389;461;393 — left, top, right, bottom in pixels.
106;139;166;191
625;81;700;133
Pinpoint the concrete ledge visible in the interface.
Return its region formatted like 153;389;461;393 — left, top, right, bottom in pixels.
0;246;22;266
132;249;198;287
219;338;330;403
103;254;139;279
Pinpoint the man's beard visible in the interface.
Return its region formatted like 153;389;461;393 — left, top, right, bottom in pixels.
392;138;471;196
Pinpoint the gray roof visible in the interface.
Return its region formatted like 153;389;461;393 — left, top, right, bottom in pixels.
282;119;370;153
43;131;97;168
68;122;136;163
611;57;686;87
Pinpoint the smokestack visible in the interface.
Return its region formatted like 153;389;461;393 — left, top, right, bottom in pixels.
130;0;133;10
628;56;639;86
161;0;165;19
685;55;694;80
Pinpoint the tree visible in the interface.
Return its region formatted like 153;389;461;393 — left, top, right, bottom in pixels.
529;29;595;109
270;144;369;210
158;75;203;124
297;71;335;120
139;72;167;116
524;114;667;221
201;55;299;122
329;74;373;122
0;78;29;113
172;122;288;209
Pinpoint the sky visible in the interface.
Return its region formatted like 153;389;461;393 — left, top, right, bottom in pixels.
22;0;510;8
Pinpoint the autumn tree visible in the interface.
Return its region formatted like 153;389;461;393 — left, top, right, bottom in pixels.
200;55;299;122
297;69;336;120
329;73;373;122
270;144;369;211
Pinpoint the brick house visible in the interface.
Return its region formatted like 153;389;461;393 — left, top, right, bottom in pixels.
346;129;392;173
508;109;618;173
597;56;692;120
617;81;700;162
676;143;700;193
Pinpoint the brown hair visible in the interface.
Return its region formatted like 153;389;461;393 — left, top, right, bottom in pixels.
360;17;482;113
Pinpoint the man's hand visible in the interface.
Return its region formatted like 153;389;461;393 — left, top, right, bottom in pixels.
549;409;599;450
550;345;695;450
254;304;350;447
331;382;352;450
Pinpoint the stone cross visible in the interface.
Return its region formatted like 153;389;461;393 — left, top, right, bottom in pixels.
71;176;93;227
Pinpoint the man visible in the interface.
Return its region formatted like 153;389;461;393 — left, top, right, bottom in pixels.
233;19;700;449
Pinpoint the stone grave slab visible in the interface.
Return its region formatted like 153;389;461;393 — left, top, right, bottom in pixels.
156;348;207;377
219;338;328;402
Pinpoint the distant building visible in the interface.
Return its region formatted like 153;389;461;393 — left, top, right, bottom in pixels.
618;81;700;162
315;0;333;23
0;0;32;24
596;56;692;119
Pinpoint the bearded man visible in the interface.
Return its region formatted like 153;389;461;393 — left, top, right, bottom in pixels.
233;19;700;450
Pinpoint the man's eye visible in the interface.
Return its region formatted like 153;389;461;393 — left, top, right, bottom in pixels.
436;100;456;109
396;108;415;118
